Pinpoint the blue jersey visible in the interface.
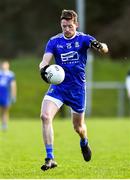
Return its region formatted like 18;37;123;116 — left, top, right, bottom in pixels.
0;70;15;107
44;31;96;113
45;31;96;87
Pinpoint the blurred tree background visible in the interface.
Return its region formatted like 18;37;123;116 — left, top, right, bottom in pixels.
0;0;130;59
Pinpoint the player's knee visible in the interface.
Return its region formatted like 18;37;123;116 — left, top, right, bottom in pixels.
40;113;51;124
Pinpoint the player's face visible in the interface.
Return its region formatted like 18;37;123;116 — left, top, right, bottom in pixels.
61;19;78;38
2;62;10;71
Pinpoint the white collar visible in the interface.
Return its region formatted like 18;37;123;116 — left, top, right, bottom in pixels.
63;31;77;40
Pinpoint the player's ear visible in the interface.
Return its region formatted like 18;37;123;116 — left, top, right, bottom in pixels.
76;22;79;28
60;20;63;29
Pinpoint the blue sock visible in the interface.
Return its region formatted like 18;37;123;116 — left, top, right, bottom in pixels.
1;123;8;131
45;144;54;159
80;138;88;147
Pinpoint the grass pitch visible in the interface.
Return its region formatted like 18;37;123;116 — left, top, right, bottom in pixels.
0;118;130;178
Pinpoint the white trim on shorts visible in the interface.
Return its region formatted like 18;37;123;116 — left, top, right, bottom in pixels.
70;108;84;114
44;95;63;109
44;95;85;114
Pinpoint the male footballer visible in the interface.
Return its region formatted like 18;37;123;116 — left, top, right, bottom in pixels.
125;70;130;99
0;61;16;130
39;9;108;171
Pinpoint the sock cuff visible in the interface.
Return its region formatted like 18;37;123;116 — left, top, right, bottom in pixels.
80;138;88;147
45;144;53;149
45;144;54;159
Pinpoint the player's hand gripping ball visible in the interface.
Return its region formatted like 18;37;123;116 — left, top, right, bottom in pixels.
45;64;65;84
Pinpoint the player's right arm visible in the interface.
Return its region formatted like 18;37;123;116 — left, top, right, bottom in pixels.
10;79;17;103
39;52;53;69
39;37;55;82
39;52;53;83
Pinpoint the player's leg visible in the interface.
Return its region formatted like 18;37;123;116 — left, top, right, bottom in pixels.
72;112;91;161
127;89;130;99
72;112;87;138
40;96;62;170
1;107;9;130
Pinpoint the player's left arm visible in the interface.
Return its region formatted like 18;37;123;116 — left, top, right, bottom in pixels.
90;40;109;54
10;80;17;103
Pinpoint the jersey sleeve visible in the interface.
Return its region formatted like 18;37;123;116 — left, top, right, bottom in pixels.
12;73;15;81
45;39;55;54
84;34;96;48
10;72;15;82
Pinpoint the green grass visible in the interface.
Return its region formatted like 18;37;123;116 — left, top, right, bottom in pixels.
0;118;130;178
93;57;130;82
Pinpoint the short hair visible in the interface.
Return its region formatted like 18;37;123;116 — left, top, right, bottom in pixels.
60;9;78;23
